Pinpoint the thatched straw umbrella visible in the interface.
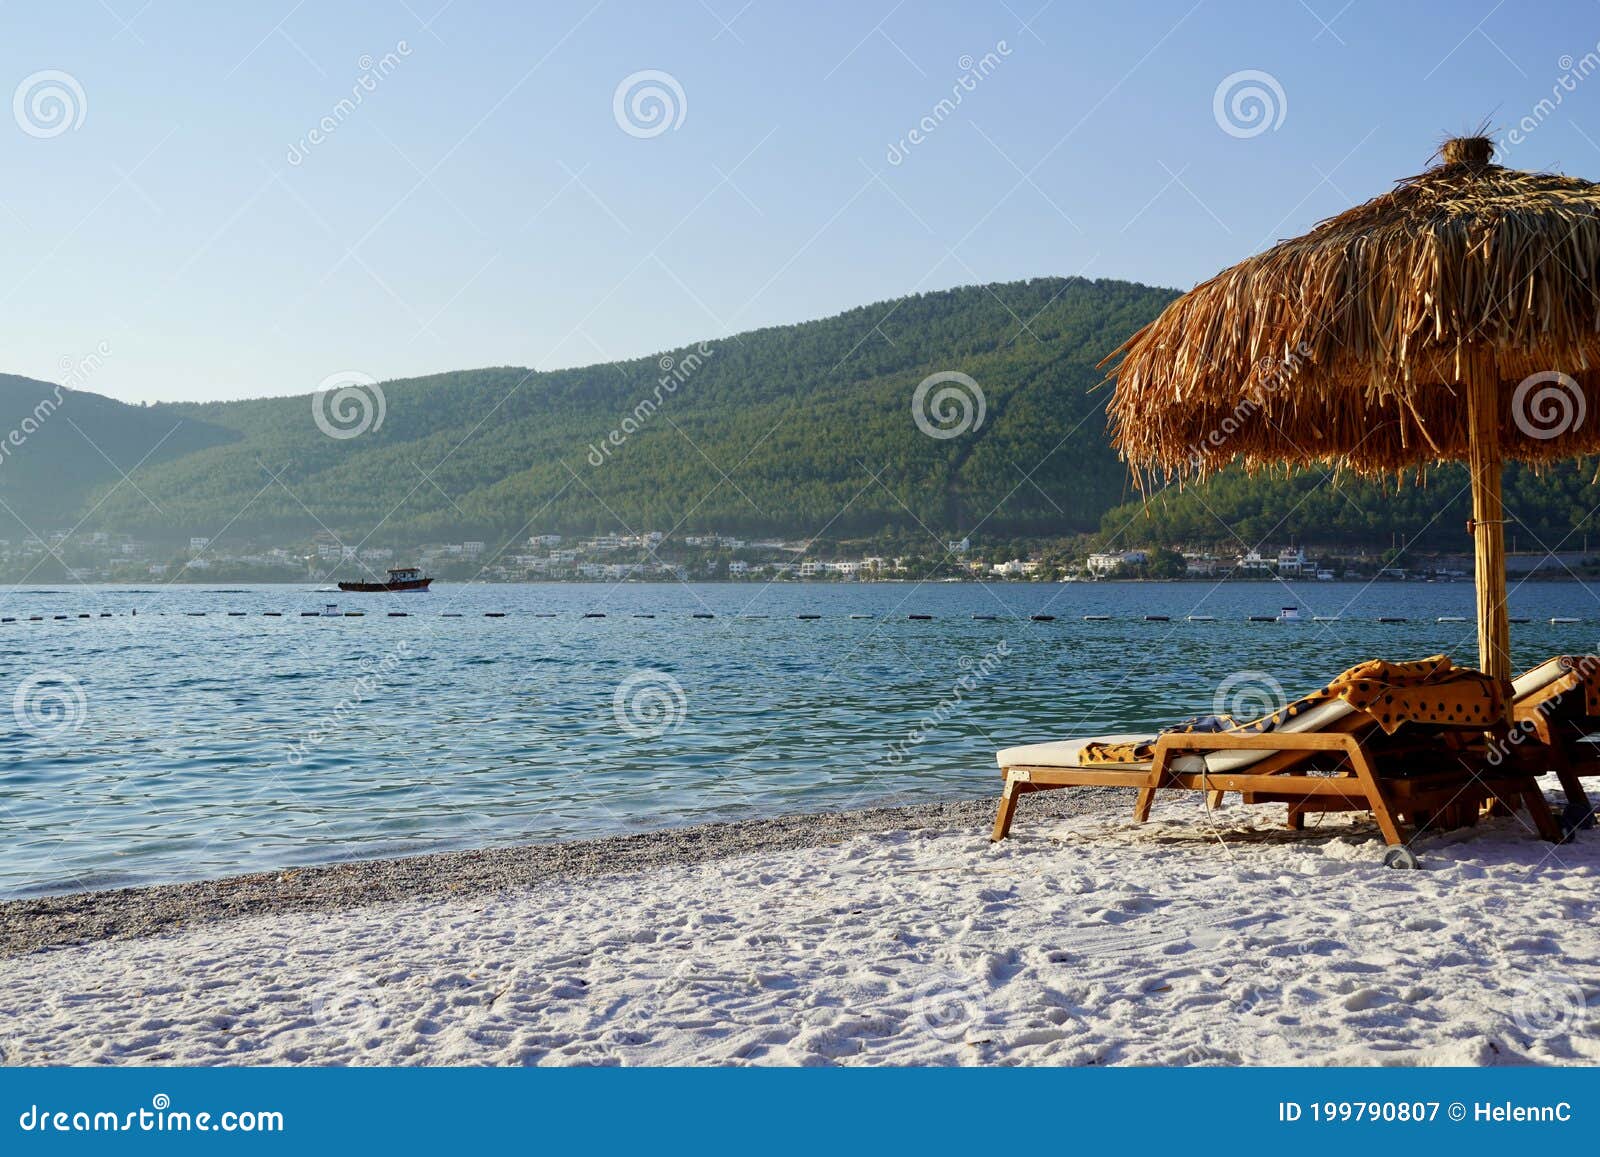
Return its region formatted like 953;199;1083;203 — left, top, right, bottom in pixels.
1107;136;1600;693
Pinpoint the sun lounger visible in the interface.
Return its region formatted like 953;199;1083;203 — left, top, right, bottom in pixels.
993;661;1564;851
1511;655;1600;828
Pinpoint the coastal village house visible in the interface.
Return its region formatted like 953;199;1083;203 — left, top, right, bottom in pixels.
1086;550;1148;577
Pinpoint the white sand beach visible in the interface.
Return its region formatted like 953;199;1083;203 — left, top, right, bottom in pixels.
3;795;1598;1067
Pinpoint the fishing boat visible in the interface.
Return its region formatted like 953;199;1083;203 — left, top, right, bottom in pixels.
337;566;433;593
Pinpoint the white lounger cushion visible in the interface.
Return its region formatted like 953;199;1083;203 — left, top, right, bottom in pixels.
1513;657;1572;700
996;699;1355;774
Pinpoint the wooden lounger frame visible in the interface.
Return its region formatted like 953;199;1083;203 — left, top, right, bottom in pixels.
1514;662;1600;823
993;713;1563;845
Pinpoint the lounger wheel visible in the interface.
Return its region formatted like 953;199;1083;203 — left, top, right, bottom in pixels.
1382;847;1420;870
1562;800;1596;833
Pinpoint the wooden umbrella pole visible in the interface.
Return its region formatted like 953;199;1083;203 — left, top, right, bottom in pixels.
1465;353;1511;689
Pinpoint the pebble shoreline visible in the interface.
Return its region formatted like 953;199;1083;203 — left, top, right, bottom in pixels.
0;790;1112;959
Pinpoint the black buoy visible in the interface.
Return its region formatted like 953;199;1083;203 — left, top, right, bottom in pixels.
797;613;821;620
441;612;463;617
345;612;365;617
692;612;715;619
634;613;655;618
909;614;933;620
388;612;409;617
1031;614;1057;622
1144;615;1171;622
300;611;319;616
263;612;282;616
485;612;506;617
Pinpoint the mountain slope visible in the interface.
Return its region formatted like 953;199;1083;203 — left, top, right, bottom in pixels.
0;375;236;539
11;275;1600;555
69;278;1175;542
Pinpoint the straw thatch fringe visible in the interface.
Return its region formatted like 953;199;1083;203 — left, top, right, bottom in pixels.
1105;138;1600;482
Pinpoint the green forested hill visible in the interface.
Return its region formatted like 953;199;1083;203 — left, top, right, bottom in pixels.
1098;463;1600;552
9;278;1173;543
6;276;1600;552
0;374;237;534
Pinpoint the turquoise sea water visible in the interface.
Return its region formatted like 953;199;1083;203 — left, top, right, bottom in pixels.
2;580;1598;896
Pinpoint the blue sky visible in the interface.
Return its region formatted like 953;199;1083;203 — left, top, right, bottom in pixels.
4;0;1599;402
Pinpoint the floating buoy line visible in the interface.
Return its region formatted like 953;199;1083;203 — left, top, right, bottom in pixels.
0;610;1583;626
